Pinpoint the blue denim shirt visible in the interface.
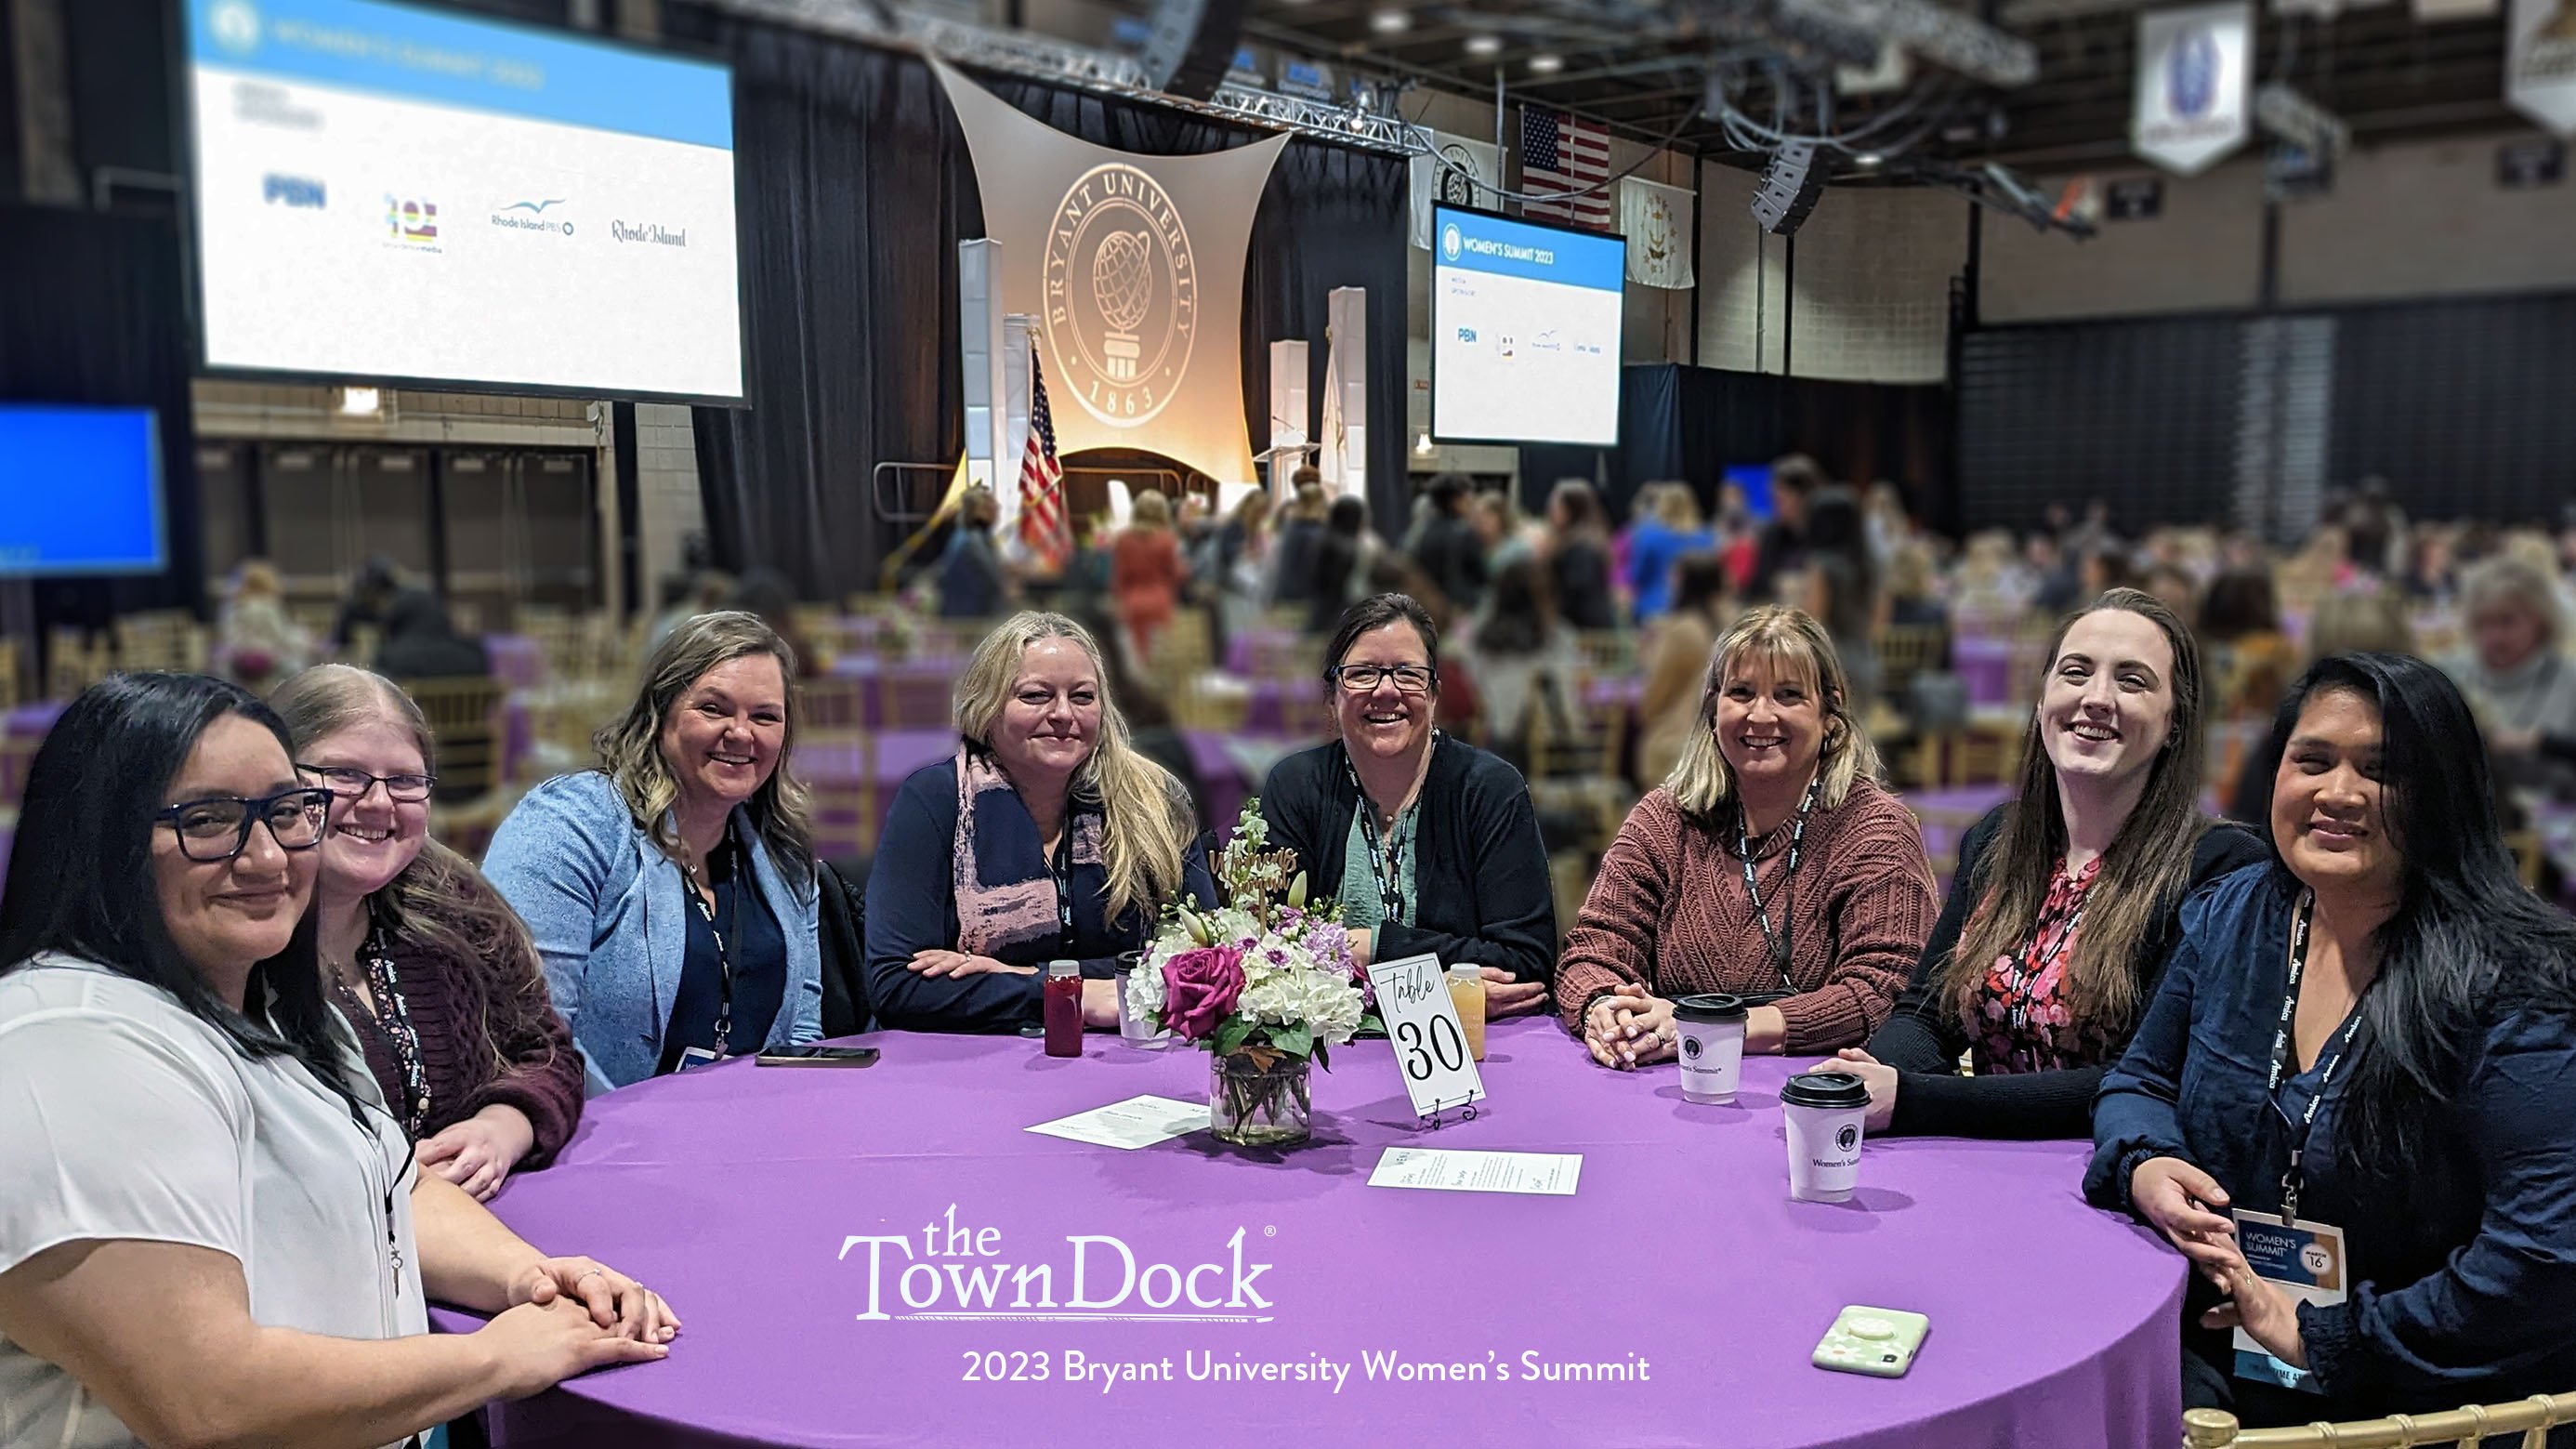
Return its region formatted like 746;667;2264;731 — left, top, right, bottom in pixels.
2086;863;2576;1416
483;771;821;1091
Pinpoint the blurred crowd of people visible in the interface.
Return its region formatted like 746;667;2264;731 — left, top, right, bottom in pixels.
924;461;2576;845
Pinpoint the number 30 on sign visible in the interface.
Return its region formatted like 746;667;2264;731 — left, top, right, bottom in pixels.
1364;954;1486;1121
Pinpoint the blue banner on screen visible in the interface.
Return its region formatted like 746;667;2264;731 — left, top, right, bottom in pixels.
0;406;167;577
184;0;743;400
1430;204;1623;447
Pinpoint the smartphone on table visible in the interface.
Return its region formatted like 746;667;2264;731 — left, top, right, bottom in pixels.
755;1045;881;1068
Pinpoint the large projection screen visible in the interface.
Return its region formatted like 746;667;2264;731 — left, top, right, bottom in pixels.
1429;204;1623;448
184;0;744;402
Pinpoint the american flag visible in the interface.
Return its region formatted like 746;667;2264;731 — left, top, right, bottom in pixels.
1016;344;1070;571
1520;107;1612;230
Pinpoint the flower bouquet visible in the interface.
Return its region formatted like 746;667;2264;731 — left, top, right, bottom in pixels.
1126;803;1374;1148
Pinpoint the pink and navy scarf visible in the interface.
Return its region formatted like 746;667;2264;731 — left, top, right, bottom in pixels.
952;747;1107;957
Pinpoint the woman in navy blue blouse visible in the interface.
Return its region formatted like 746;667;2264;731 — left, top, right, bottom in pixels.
864;613;1216;1034
2087;652;2576;1434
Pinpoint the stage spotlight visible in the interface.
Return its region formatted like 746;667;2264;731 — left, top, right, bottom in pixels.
1465;32;1503;57
1370;7;1411;34
1528;51;1563;74
1415;430;1436;456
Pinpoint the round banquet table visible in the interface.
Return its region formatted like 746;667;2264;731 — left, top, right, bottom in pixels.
436;1019;2184;1448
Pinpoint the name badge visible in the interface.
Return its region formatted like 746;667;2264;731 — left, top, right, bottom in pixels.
2230;1209;2346;1394
675;1046;723;1073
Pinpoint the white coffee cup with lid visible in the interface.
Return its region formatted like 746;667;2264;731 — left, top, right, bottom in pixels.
1781;1071;1871;1203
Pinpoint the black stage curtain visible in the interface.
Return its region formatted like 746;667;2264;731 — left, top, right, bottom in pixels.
0;204;204;626
1533;363;1952;532
677;22;979;602
675;10;1407;596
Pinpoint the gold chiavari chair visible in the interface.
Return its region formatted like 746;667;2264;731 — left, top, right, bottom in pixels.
2183;1390;2576;1448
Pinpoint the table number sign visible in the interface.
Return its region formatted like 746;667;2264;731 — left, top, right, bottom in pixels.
1364;953;1486;1123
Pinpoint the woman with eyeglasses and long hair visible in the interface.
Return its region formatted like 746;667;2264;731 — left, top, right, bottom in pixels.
0;673;675;1449
2087;653;2576;1436
273;665;582;1200
1256;594;1558;1009
1556;605;1937;1066
864;612;1215;1034
484;611;821;1089
1817;590;2266;1139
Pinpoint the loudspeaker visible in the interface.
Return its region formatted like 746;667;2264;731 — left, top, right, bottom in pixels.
1751;140;1827;236
1140;0;1249;102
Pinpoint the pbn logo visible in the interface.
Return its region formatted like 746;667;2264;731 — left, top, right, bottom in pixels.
263;175;324;209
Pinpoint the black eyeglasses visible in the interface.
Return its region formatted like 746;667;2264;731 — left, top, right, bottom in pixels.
1333;664;1437;694
298;764;438;803
155;787;336;863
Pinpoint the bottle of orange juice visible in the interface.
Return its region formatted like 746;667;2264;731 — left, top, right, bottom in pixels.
1445;963;1488;1061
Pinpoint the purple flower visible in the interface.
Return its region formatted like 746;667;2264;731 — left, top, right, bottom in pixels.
1161;945;1247;1040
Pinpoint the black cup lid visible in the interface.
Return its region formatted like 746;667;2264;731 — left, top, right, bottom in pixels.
1115;951;1144;973
1674;994;1747;1022
1780;1072;1871;1110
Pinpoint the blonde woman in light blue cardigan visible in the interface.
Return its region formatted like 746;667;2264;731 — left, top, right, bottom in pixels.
484;613;820;1091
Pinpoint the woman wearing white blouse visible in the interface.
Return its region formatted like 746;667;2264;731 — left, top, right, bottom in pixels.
0;674;677;1449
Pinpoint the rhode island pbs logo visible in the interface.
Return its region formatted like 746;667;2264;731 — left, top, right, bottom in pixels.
1043;163;1198;429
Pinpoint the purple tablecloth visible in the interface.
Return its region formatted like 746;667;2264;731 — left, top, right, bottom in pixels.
1951;636;2015;705
822;657;970;731
485;634;546;691
437;1022;2182;1448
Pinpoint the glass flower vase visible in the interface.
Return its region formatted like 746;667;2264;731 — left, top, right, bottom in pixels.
1208;1049;1312;1148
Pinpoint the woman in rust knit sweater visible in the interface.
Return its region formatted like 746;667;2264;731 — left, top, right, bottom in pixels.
274;665;582;1199
1557;605;1937;1064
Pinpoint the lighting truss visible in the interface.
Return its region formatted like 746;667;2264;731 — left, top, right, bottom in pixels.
713;0;1418;153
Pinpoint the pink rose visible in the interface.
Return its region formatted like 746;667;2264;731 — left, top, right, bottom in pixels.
1160;945;1246;1041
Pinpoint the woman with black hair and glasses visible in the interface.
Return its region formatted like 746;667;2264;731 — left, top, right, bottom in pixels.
1256;594;1557;1008
2087;652;2576;1437
0;674;676;1449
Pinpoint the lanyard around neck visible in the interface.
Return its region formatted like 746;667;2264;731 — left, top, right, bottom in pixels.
1738;773;1821;990
683;847;742;1057
1050;826;1075;943
2267;890;2371;1226
2000;862;2096;1034
1345;751;1418;926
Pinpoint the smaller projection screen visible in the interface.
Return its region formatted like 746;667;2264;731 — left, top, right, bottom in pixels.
1429;204;1623;447
0;405;168;576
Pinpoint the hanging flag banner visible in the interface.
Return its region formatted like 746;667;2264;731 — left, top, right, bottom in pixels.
2132;3;2254;176
1619;177;1696;289
2508;0;2576;136
1408;132;1501;249
933;59;1288;484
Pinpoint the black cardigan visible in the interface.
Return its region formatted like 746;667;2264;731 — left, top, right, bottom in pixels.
1257;734;1557;983
1865;804;2267;1139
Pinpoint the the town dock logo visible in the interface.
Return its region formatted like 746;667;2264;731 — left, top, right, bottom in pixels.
841;1205;1275;1324
1042;163;1197;429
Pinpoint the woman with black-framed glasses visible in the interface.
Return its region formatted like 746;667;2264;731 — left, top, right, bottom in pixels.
1256;594;1558;1005
275;665;583;1203
0;673;676;1449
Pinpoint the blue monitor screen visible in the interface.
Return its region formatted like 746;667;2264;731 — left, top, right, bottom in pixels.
0;405;168;576
1723;464;1776;522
